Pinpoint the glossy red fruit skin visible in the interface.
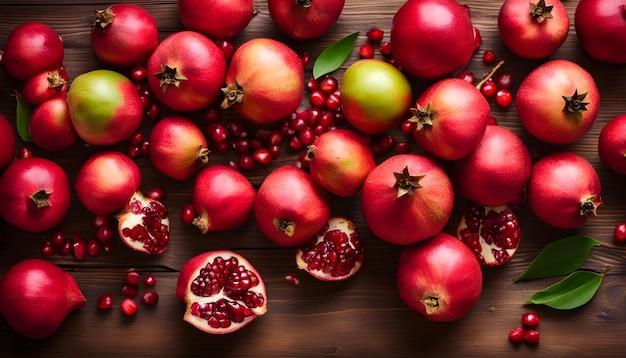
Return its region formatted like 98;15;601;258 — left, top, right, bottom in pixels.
452;125;532;207
390;0;475;79
396;232;483;322
508;326;526;345
524;329;540;344
411;78;490;160
21;67;67;106
361;154;455;245
516;59;600;145
613;222;626;243
29;94;78;152
575;0;626;64
598;114;626;175
498;0;569;59
306;129;376;197
91;4;159;68
3;22;64;80
178;0;255;40
254;166;330;247
521;312;540;327
0;158;71;232
0;113;16;171
268;0;346;39
147;31;227;112
191;165;257;233
222;38;304;124
75;151;142;215
528;151;602;229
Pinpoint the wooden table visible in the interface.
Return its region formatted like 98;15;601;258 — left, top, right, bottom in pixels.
1;0;625;356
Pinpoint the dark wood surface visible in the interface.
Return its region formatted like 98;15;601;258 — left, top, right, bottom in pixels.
1;0;625;356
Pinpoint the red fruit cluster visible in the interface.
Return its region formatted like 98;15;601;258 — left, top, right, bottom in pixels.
40;223;114;261
457;51;514;109
97;270;159;315
508;312;541;345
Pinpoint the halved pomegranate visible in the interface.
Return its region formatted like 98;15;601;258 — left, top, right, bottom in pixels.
176;250;267;334
115;191;170;255
456;204;521;267
295;216;365;281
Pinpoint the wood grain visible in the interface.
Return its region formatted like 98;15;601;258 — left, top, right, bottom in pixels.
1;0;626;357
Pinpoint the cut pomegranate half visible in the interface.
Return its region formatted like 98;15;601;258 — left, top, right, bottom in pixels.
115;191;170;255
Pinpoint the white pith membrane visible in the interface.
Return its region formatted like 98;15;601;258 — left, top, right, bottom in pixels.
116;191;170;255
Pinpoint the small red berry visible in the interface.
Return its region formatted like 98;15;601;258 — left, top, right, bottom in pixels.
181;203;196;225
379;41;392;57
97;293;114;310
300;51;310;66
238;154;255;171
325;92;342;112
253;147;272;165
318;76;338;94
480;80;498;98
524;329;540;344
60;239;73;256
87;239;100;257
18;147;32;159
94;214;111;228
125;270;141;286
122;284;139;298
306;77;319;91
96;224;113;243
366;27;384;42
143;274;157;286
359;43;375;59
215;39;235;61
483;50;496;64
496;71;513;89
130;66;147;82
141;290;159;305
495;89;513;108
121;298;138;316
41;241;54;257
51;230;65;247
521;312;540;327
73;240;87;261
457;71;476;85
613;222;626;243
309;90;327;109
508;326;526;345
473;27;482;51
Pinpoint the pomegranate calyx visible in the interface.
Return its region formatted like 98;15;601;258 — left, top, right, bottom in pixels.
47;71;66;90
296;0;313;8
192;211;210;234
562;89;589;117
93;7;115;29
408;103;433;131
156;64;188;92
304;145;317;161
29;189;52;209
530;0;554;24
220;82;244;109
580;195;602;217
420;296;440;314
393;165;424;198
273;218;296;237
197;146;210;165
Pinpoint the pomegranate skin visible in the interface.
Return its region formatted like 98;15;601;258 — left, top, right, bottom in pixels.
396;232;483;322
2;22;64;80
268;0;346;39
0;157;71;232
0;113;16;171
598;114;626;174
29;94;78;152
178;0;255;40
0;258;86;338
361;154;454;245
451;125;532;207
528;151;602;229
575;0;626;64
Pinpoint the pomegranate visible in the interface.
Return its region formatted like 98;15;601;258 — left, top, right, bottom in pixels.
66;69;143;146
340;59;412;134
29;94;78;152
390;0;475;79
409;78;490;160
91;4;159;68
0;258;86;338
305;128;376;197
360;154;454;245
178;0;255;40
497;0;569;59
268;0;345;39
456;204;521;266
75;151;142;215
528;151;602;229
396;232;483;322
254;165;330;247
575;0;626;64
147;31;227;112
176;250;267;334
0;157;71;232
191;165;256;233
221;38;304;124
0;113;16;171
148;115;210;180
295;216;365;281
516;59;600;145
21;67;67;106
598;114;626;174
2;22;64;80
115;191;170;255
451;125;532;206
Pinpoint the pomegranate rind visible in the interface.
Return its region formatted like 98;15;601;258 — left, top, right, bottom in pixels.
116;191;170;255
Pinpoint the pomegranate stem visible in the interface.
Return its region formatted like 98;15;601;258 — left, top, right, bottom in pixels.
476;60;505;90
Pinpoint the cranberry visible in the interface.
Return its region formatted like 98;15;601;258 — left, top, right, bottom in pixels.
268;144;281;158
206;123;229;143
613;222;626;243
87;239;100;257
379;41;392;57
298;127;316;146
480;80;498;98
483;50;496;64
232;137;250;154
325;92;341;112
202;108;221;124
127;145;141;158
130;66;147;82
366;27;384;42
319;110;335;128
359;43;375;59
181;203;196;225
396;141;411;153
121;298;138;316
41;240;54;257
143;274;157;286
51;230;65;247
457;70;476;85
401;120;416;136
146;102;160;121
215;39;235;61
524;329;540;344
495;89;513;108
253;147;272;165
496;71;513;89
140;141;150;157
122;284;139;298
269;130;282;146
226;119;247;137
94;214;111;228
101;241;115;254
309;89;327;109
97;293;114;310
96;224;113;243
521;312;540;327
508;326;526;345
147;188;164;201
378;134;395;151
141;290;159;305
125;271;141;286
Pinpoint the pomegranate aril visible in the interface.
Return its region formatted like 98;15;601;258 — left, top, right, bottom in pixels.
288;116;307;132
143;274;157;286
96;224;113;243
141;290;159;305
306;77;319;91
125;271;141;286
289;136;303;151
379;41;392;57
457;71;476;85
400;120;416;135
238;154;255;171
359;43;375;59
319;110;335;128
87;239;100;257
215;39;235;61
122;284;139;298
309;90;327;109
300;51;310;66
306;108;321;126
495;89;513;108
18;147;32;159
325;92;341;112
129;130;144;146
130;66;147;82
141;141;150;157
226;119;246;137
496;72;513;89
147;188;164;201
268;144;281;158
508;326;526;345
298;127;316;146
521;312;540;327
318;75;339;94
127;145;141;158
480;80;498;98
232;137;250;154
482;50;496;64
366;27;384;42
60;239;73;256
378;134;395;151
253;147;272;165
181;203;196;225
203;108;221;124
613;222;626;243
73;240;87;261
284;275;300;285
51;230;65;247
41;241;54;257
101;241;115;254
121;298;138;316
206;123;229;143
146;103;160;121
97;293;114;310
396;141;410;153
524;329;540;344
214;140;230;153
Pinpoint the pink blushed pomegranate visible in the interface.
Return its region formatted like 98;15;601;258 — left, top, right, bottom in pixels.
528;152;602;229
75;151;142;215
178;0;255;40
176;250;267;334
396;232;483;322
29;94;78;152
361;154;454;245
2;22;64;80
0;113;16;171
598;114;626;174
116;191;170;255
268;0;346;39
191;165;257;233
575;0;626;64
254;165;330;247
0;157;71;232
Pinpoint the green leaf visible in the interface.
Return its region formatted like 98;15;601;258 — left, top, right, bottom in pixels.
15;91;33;142
515;236;601;281
312;32;359;79
526;270;604;310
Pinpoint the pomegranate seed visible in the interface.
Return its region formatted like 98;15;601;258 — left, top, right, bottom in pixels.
232;137;250;154
143;274;157;286
306;77;319;91
73;240;87;261
396;141;411;153
480;80;498;98
96;224;114;243
325;92;342;112
289;116;307;132
226;119;246;137
121;298;138;316
289;136;303;151
379;41;392;57
146;188;164;201
521;312;540;327
319;75;339;94
94;214;111;228
249;138;263;150
306;108;321;126
18;147;32;159
309;90;327;109
141;290;159;305
253;147;272;165
129;130;144;146
298;127;316;146
371;142;384;155
130;65;147;82
122;284;139;298
496;71;513;89
319;110;335;128
359;43;375;59
378;134;395;151
613;222;626;243
366;27;384;42
268;130;282;146
202;108;221;124
141;141;150;157
97;293;114;310
125;270;141;286
215;39;235;61
238;154;255;171
457;70;476;85
268;144;281;158
181;203;197;225
51;230;65;247
483;50;497;64
41;241;54;257
146;102;160;121
87;239;100;257
127;145;141;158
284;275;300;285
508;326;526;345
495;89;513;108
334;112;345;123
206;123;229;143
60;239;73;256
473;27;482;51
255;128;274;143
524;329;540;344
139;95;152;111
300;51;310;66
101;241;115;254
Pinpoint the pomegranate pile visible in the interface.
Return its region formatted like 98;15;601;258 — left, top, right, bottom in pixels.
0;0;625;346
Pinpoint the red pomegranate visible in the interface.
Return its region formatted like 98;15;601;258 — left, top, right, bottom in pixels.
176;250;267;334
0;113;16;171
21;67;67;106
598;114;626;175
396;232;483;322
178;0;255;40
2;22;64;80
361;154;454;245
268;0;346;39
575;0;626;64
